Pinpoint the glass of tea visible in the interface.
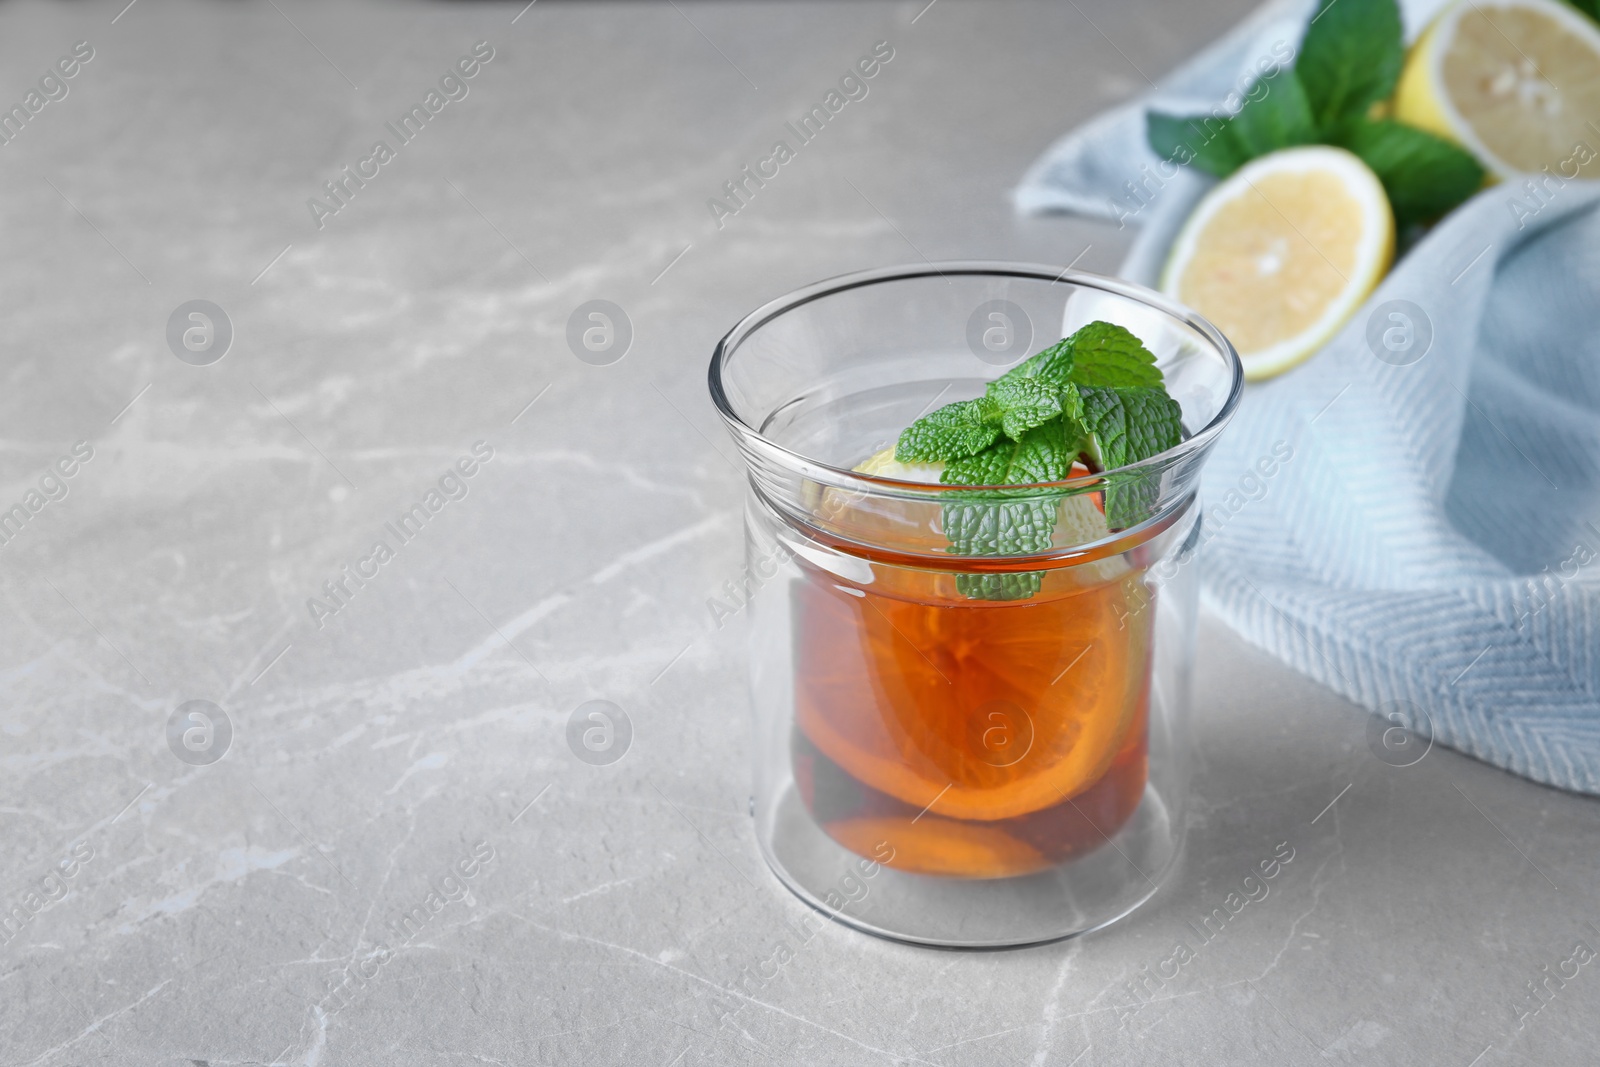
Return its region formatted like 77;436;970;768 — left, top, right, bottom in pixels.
709;263;1242;946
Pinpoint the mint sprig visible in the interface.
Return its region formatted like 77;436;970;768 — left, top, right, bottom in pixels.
897;321;1179;476
941;421;1076;601
895;398;1002;462
893;352;1083;463
1295;0;1403;131
892;321;1184;600
1145;0;1485;227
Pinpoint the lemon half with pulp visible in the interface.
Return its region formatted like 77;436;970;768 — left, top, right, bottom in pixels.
1395;0;1600;181
1160;145;1395;381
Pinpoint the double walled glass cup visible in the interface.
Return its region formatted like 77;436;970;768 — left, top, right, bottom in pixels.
710;263;1242;947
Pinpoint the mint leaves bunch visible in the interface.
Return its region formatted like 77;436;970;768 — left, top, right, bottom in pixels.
895;321;1183;600
1147;0;1485;227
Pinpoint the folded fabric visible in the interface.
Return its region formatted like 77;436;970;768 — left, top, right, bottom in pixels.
1016;0;1600;793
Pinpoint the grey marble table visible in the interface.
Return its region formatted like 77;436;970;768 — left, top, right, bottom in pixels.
1;0;1596;1064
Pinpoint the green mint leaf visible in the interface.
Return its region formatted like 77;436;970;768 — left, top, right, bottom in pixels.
1147;110;1250;177
895;398;1001;462
941;421;1075;600
1079;386;1184;528
1227;70;1318;157
1296;0;1404;131
942;495;1058;555
987;376;1064;441
1003;337;1074;384
1065;322;1163;389
942;418;1076;487
1079;386;1183;469
1058;381;1087;442
1334;118;1486;226
955;568;1047;602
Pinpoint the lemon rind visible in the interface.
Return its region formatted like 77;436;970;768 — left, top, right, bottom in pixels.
1160;146;1395;381
1395;0;1600;181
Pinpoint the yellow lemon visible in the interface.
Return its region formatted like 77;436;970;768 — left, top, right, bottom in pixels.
852;446;944;483
851;446;1109;546
1160;146;1395;381
1394;0;1600;181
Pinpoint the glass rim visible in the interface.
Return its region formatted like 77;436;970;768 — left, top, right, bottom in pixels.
707;260;1244;494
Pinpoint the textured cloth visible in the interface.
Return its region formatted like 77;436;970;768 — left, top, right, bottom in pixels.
1016;0;1600;792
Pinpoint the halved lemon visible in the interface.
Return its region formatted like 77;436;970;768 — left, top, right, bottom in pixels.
1160;146;1395;381
1394;0;1600;181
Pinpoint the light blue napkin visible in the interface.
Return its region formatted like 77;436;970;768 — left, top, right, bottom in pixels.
1017;0;1600;793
